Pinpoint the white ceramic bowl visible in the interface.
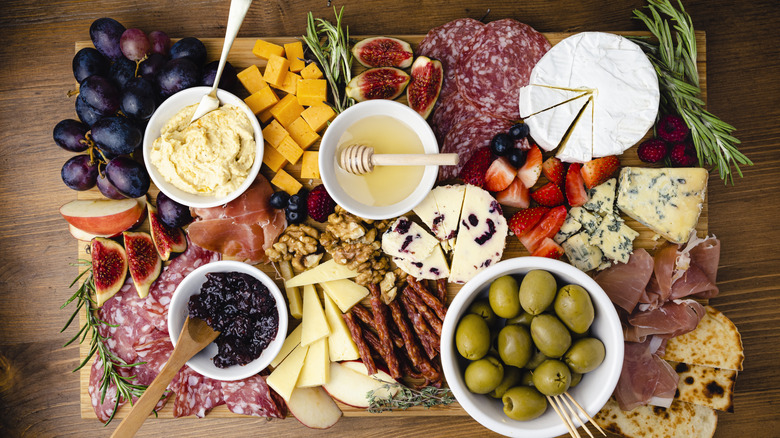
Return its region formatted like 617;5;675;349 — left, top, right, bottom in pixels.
318;100;440;220
143;86;264;209
167;260;288;381
441;257;624;438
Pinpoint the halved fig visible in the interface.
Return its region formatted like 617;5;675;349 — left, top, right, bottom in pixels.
148;206;187;261
91;237;128;307
346;67;410;102
406;56;443;119
352;36;414;68
123;231;161;298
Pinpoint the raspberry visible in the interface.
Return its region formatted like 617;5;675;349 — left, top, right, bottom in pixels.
306;185;336;222
657;114;690;142
669;141;698;167
636;138;668;163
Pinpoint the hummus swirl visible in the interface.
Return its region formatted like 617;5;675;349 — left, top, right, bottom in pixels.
150;104;256;197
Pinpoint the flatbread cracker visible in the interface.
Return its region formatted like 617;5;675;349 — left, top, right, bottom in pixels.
670;361;737;412
661;306;744;371
595;398;717;438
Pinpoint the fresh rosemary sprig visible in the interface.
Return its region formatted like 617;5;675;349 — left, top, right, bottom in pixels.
630;0;751;184
367;383;455;413
301;6;354;113
61;261;147;425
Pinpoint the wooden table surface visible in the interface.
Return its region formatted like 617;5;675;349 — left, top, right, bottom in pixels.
1;0;778;437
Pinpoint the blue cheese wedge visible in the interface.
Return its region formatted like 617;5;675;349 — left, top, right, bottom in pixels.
563;232;603;272
589;213;639;264
382;216;439;261
617;167;708;244
413;185;465;252
393;244;450;280
568;207;600;235
554;213;583;244
583;178;617;216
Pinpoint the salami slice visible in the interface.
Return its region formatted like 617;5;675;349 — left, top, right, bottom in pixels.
89;357;131;423
221;374;284;418
431;91;481;144
439;113;513;180
97;279;158;364
171;366;225;418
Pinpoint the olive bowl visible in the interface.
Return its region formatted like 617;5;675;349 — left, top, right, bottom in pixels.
440;257;624;438
168;260;288;381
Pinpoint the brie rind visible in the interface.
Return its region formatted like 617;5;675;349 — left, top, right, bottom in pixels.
556;97;594;163
519;84;591;118
522;93;590;152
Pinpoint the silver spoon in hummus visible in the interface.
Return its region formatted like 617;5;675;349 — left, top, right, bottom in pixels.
190;0;253;123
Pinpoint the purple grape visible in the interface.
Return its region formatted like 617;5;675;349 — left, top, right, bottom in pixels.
90;18;126;61
109;56;136;89
91;116;142;156
157;58;200;99
75;95;109;127
201;61;238;91
170;37;207;66
61;155;98;190
157;191;193;228
138;53;167;81
53;119;89;152
80;75;119;114
97;170;126;199
121;77;157;121
120;28;151;62
106;156;150;198
148;31;171;56
72;48;109;82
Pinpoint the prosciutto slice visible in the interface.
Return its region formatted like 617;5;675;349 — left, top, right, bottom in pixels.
594;249;654;313
614;338;679;412
188;175;286;264
624;300;706;343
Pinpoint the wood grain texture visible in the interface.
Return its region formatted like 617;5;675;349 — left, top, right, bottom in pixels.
1;1;779;437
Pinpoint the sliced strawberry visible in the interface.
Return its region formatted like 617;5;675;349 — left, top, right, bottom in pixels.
580;156;620;189
565;163;589;207
530;182;564;207
519;205;567;252
532;237;565;259
542;156;565;186
517;144;543;188
495;178;530;209
459;146;492;188
508;206;550;238
484;157;516;192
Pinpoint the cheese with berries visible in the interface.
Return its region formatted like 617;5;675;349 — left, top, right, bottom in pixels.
393;244;450;280
382;216;439;260
413;185;466;252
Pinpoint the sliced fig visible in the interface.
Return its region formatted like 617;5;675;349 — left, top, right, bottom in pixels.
123;231;161;298
352;36;414;68
91;237;128;307
148;206;187;261
346;67;410;102
406;56;444;119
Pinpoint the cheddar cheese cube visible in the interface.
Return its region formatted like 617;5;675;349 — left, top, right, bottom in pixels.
271;93;305;128
259;107;274;124
301;105;336;132
244;86;279;115
252;39;285;60
297;79;328;107
263;54;289;88
273;71;300;95
301;151;320;179
284;42;306;73
300;62;323;80
275;135;304;164
236;65;268;94
271;169;302;195
262;119;290;148
288;117;320;150
262;142;287;172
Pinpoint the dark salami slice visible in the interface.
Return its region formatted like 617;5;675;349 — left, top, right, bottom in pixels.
431;91;481;144
97;279;158;364
439;113;513;180
171;366;225;418
456;19;551;120
221;374;284;418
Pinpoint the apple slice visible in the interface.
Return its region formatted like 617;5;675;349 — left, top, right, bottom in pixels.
322;361;398;408
286;386;342;429
60;198;145;236
68;224;114;241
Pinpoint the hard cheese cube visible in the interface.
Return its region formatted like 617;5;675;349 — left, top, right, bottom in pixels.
252;39;285;60
271;168;302;195
287;117;320;150
262;142;287;172
300;62;323;79
236;65;268;94
263;54;289;88
284;41;306;72
258;107;274;124
273;71;300;95
301;105;336;132
297;79;328;106
275;135;304;164
262;119;290;148
300;151;320;179
244;86;279;114
271;93;305;128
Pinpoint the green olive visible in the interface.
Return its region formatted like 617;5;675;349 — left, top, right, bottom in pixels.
489;366;522;399
502;386;547;421
519;270;558;315
569;372;583;388
497;324;533;368
530;314;572;358
468;299;498;326
455;314;490;360
520;370;535;386
563;337;606;373
532;359;571;396
525;349;549;370
506;311;534;326
464;356;504;394
489;275;521;319
554;284;595;334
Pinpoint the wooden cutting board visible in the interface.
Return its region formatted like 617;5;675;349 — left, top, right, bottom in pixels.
75;31;707;420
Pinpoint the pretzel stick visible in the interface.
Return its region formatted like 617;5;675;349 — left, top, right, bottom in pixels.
400;291;439;359
368;284;401;379
407;275;448;321
388;299;440;381
435;278;448;303
343;311;377;375
403;286;443;336
352;304;404;349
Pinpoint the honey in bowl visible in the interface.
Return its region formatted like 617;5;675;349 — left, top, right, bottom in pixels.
335;115;425;207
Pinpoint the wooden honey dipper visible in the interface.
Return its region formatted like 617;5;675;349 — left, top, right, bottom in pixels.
339;144;459;175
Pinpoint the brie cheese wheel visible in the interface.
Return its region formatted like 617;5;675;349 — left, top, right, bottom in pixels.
519;84;590;118
556;97;594;163
522;93;590;153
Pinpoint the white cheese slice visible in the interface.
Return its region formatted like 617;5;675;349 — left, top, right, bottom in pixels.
322;293;360;362
267;343;309;402
300;284;331;347
556;97;594;163
286;259;358;287
522;93;591;152
296;337;330;388
381;216;440;261
319;278;368;313
413;185;466;252
270;324;303;368
393;244;450;280
519;84;591;118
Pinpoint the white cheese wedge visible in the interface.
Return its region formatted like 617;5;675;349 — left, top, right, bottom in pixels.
413;185;466;252
617;167;708;244
267;343;309;402
322;293;360;362
393;243;451;280
285;259;358;288
270;324;303;368
556;97;594;163
523;93;591;152
300;284;330;347
296;337;330;388
382;216;440;261
319;278;368;313
519;84;591;118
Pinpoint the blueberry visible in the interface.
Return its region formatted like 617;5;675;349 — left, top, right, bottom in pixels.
508;123;530;140
506;148;527;168
269;191;289;209
490;133;513;156
286;209;303;224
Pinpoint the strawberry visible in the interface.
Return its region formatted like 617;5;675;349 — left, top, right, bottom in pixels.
495;178;530;209
519;205;567;252
530;182;564;207
531;237;565;259
459;146;492;188
508;206;550;238
565;163;589;207
307;185;336;222
542;156;565;186
580;156;620;189
484;157;516;192
637;138;668;163
517;144;543;188
657;114;690;142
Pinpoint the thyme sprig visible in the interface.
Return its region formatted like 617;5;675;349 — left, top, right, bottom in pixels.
630;0;751;184
61;261;147;425
301;6;354;113
367;384;455;413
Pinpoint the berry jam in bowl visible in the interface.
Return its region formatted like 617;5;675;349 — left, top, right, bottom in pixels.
168;260;288;381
